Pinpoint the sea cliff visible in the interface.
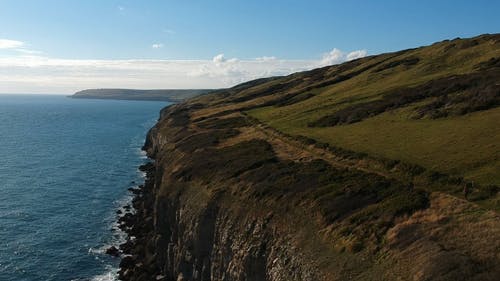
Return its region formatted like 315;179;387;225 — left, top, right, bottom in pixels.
117;103;498;281
117;34;499;281
118;104;323;280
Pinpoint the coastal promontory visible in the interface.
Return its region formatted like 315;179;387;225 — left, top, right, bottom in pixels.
71;88;214;102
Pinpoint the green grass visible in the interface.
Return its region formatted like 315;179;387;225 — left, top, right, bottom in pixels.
250;105;500;186
247;35;500;186
250;37;500;124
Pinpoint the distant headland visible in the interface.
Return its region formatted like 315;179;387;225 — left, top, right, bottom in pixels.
70;88;215;102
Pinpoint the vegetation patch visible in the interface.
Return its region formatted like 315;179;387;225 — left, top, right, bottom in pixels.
413;85;499;119
230;79;304;103
274;92;315;107
175;129;240;153
173;139;277;181
309;69;500;127
343;188;429;250
161;105;191;126
475;57;500;70
373;57;420;72
236;158;429;249
196;116;251;129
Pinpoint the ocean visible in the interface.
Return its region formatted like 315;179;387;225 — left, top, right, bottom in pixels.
0;94;168;281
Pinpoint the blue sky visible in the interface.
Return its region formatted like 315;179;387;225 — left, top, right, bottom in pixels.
0;0;499;93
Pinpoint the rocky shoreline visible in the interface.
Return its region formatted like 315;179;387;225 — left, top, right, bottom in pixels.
114;161;158;280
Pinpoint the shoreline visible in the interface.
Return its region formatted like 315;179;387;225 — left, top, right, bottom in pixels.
115;161;158;280
100;153;157;280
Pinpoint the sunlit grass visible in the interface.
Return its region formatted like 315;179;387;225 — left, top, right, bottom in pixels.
247;36;500;186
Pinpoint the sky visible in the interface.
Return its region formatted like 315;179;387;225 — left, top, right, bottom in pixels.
0;0;499;94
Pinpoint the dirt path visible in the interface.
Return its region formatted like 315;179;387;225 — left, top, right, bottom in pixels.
196;111;496;213
250;118;393;179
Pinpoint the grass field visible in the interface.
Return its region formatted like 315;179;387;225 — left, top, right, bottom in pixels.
246;34;500;186
249;105;500;186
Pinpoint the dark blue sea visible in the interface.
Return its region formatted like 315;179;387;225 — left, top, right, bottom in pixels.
0;94;168;281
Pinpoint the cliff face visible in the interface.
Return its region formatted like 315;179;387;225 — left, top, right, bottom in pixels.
119;104;498;281
118;35;499;281
120;105;323;281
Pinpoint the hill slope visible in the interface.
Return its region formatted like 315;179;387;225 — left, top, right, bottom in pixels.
198;33;500;187
118;34;500;281
71;88;214;102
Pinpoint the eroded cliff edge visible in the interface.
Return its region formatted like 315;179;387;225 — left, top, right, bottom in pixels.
118;101;498;281
117;35;499;281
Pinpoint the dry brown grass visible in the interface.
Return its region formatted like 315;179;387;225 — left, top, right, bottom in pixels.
385;192;500;280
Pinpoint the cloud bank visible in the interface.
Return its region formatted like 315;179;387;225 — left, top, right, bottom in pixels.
0;46;367;94
0;39;24;49
319;48;368;66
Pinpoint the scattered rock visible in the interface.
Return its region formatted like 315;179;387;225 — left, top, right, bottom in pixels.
128;187;141;194
105;246;120;257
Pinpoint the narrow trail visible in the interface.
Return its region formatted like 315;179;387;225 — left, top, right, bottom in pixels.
248;117;393;180
192;110;496;213
240;114;498;213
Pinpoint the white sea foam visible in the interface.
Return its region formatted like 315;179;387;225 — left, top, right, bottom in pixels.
89;140;150;281
138;149;148;159
90;265;118;281
88;192;136;280
88;247;104;255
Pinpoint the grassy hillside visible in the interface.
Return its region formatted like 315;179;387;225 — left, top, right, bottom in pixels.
192;34;499;188
130;34;500;281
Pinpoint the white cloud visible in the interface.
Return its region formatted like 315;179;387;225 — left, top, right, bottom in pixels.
256;56;277;62
346;50;367;61
212;54;240;65
15;49;43;55
0;39;42;55
319;48;367;66
118;6;125;11
320;48;345;66
212;53;226;63
152;43;164;49
0;55;314;94
0;47;367;94
0;39;24;49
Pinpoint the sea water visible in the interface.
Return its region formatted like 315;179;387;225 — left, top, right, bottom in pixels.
0;94;168;281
